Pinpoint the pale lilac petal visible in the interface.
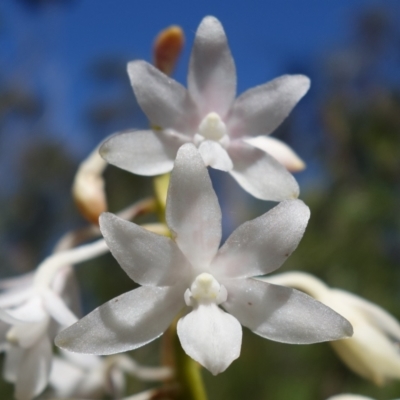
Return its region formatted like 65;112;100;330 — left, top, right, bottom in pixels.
3;344;23;383
227;75;310;138
227;140;300;201
244;136;305;172
166;144;222;270
128;60;198;132
100;129;188;176
55;286;184;355
15;334;52;400
42;289;78;327
177;303;242;375
198;140;233;171
222;278;353;344
212;200;310;279
188;16;236;118
99;213;191;287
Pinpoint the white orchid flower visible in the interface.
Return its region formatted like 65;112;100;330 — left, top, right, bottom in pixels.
49;350;171;399
262;272;400;385
326;395;400;400
326;396;375;400
56;144;351;375
100;16;308;201
0;238;109;400
0;271;77;400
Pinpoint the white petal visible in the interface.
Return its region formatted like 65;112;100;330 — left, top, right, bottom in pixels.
58;349;102;369
331;289;400;341
198;140;233;171
188;16;236;118
49;355;85;397
330;321;400;385
15;334;52;400
227;140;299;201
222;278;353;344
166;144;222;270
0;309;25;325
0;272;34;290
211;200;310;279
100;129;187;176
177;303;242;375
42;289;78;327
3;295;47;323
3;344;23;383
55;286;184;355
7;318;49;348
99;213;191;287
244;136;305;172
0;287;35;309
227;74;310;138
327;396;375;400
128;60;198;132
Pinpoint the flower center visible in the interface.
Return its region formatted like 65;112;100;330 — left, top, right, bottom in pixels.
184;273;227;307
198;112;227;141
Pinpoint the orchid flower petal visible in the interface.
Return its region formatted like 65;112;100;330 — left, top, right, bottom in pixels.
2;296;47;323
331;289;400;341
177;303;242;375
128;60;198;132
100;213;191;287
55;286;184;355
198;140;233;171
0;287;35;309
166;144;222;270
228;140;299;201
3;344;23;383
100;130;187;176
222;278;353;344
327;396;375;400
188;16;236;118
49;356;85;397
0;272;34;290
15;334;52;400
244;136;305;172
212;200;310;279
227;74;310;138
7;319;49;348
42;289;78;327
330;320;400;385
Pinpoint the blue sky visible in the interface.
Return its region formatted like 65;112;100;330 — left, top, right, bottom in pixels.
1;0;399;168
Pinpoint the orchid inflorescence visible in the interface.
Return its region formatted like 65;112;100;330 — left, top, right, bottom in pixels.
0;15;399;400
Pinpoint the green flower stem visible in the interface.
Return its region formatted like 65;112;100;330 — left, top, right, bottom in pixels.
173;327;208;400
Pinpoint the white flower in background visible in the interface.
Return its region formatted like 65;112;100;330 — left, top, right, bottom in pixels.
49;350;171;399
0;270;78;400
326;396;375;400
0;237;109;400
262;272;400;385
100;16;308;201
56;144;351;375
326;395;400;400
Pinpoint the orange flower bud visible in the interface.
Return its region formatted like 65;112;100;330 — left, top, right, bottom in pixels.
153;25;184;76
